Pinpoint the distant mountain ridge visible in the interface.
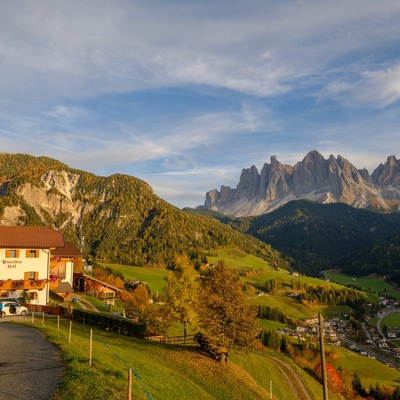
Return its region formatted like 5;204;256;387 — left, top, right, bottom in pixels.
0;153;283;269
202;151;400;217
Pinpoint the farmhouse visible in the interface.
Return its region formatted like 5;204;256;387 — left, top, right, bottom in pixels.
50;241;83;299
0;226;68;305
73;273;122;305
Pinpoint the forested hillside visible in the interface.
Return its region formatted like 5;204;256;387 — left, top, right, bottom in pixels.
241;201;400;275
0;153;285;269
190;200;400;276
342;232;400;283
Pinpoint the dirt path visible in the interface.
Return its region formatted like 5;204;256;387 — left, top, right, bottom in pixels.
264;354;315;400
73;293;99;312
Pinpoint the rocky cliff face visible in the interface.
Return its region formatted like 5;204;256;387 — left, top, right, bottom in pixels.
203;151;400;217
0;170;91;227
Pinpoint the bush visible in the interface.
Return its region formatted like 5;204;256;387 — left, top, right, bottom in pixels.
194;332;229;362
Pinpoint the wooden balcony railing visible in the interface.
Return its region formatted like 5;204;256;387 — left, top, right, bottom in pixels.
0;279;48;291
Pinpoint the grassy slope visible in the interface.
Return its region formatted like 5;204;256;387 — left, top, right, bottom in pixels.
231;351;327;400
327;345;400;391
102;263;167;293
24;317;326;400
209;249;352;321
100;249;400;394
382;312;400;329
323;270;398;301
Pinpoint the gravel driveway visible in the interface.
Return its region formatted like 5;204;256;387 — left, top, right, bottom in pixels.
0;322;65;399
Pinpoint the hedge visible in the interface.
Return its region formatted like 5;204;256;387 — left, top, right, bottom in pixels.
61;306;147;338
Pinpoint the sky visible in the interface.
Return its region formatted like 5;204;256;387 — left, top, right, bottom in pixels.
1;1;400;209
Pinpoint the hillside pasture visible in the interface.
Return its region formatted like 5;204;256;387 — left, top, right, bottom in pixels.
102;263;167;293
25;316;333;400
231;351;327;400
323;270;400;300
327;345;400;391
101;254;368;326
248;293;315;321
258;319;290;331
207;248;275;273
382;312;400;329
313;305;354;319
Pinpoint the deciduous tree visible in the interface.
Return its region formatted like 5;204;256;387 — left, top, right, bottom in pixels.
197;260;259;353
164;254;199;338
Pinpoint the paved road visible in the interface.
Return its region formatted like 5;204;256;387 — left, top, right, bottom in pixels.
377;308;394;339
0;322;65;399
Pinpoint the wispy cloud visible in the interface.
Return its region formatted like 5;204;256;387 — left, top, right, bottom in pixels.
0;1;400;207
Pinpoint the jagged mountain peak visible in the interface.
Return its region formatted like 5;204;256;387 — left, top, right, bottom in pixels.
202;151;400;217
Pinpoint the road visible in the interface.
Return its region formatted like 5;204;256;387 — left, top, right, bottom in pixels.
0;322;65;399
377;308;394;339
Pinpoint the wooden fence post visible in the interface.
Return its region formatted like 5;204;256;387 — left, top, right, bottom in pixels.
31;311;34;324
89;329;93;366
69;321;72;344
127;368;132;400
57;315;60;331
42;311;44;326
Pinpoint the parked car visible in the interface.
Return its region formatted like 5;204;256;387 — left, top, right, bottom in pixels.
0;301;28;317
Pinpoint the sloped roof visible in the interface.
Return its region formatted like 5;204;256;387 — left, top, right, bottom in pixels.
0;226;65;248
53;281;74;293
75;273;123;293
51;241;81;257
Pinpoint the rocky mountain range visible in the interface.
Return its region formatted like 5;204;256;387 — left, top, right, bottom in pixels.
0;153;281;268
202;150;400;217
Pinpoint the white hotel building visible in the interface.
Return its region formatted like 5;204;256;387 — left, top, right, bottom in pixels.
0;226;68;305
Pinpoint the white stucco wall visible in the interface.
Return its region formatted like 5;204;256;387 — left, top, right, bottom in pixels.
0;248;50;304
65;261;74;286
0;249;49;279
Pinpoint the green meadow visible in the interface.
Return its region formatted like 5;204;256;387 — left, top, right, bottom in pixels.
327;345;400;391
103;249;378;323
81;249;400;397
323;269;399;301
102;263;167;293
22;316;331;400
382;312;400;329
207;248;274;272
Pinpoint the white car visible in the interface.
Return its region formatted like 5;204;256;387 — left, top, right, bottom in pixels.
0;301;29;317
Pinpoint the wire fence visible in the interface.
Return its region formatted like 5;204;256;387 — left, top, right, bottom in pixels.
29;311;152;400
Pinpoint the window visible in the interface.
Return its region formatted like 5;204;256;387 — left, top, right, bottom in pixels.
26;250;39;258
27;292;37;300
1;292;9;298
24;271;39;280
5;250;19;258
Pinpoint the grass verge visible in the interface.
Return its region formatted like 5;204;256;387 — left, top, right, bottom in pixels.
20;316;316;400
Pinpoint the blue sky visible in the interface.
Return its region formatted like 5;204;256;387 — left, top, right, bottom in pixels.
1;1;400;208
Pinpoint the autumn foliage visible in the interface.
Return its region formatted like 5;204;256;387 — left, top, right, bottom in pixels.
314;362;343;394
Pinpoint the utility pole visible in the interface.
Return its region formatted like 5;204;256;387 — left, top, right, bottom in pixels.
319;312;329;400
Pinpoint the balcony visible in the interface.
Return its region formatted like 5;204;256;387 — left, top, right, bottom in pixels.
0;279;47;291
